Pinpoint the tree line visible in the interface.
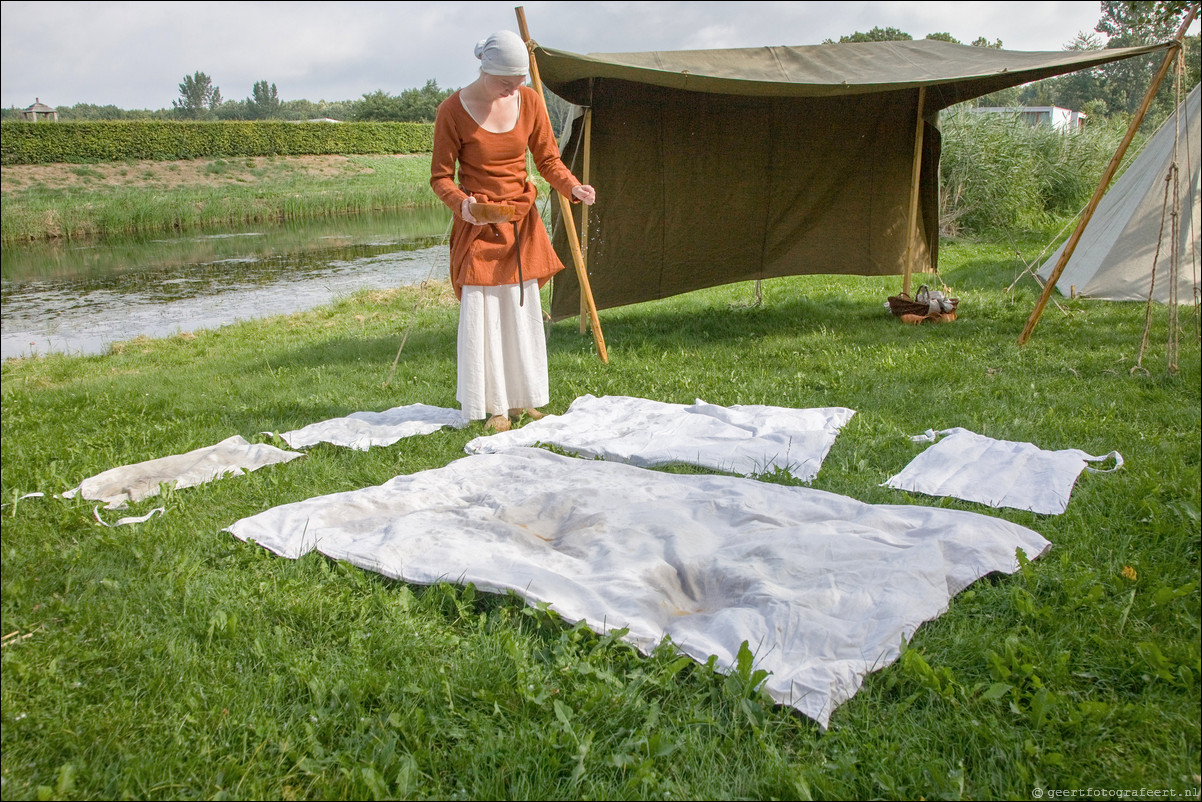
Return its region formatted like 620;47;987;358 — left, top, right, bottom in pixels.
826;1;1199;124
4;1;1197;125
1;75;455;124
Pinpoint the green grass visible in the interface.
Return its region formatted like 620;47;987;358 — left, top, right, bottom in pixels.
0;155;443;243
67;166;103;182
1;229;1199;800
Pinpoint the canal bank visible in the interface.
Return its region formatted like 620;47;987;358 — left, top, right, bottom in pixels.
1;207;453;360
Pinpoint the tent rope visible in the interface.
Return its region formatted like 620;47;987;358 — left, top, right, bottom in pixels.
730;280;763;310
1005;235;1073;319
1134;60;1192;375
1133;160;1177;373
383;215;454;387
1006;216;1073;294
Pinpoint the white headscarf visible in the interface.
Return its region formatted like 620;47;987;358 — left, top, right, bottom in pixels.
475;30;529;76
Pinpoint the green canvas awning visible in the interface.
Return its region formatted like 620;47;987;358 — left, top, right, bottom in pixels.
538;38;1170;319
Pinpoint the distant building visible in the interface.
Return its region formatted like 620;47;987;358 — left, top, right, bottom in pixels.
22;98;58;122
969;105;1087;132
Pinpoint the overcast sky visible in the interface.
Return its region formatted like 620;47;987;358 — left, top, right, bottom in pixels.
2;1;1191;111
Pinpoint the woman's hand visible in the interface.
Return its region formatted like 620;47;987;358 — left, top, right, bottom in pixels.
572;184;597;205
461;196;484;225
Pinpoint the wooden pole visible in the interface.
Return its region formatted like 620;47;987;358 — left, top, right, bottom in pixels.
516;5;609;363
902;87;927;297
579;106;593;334
1018;9;1196;345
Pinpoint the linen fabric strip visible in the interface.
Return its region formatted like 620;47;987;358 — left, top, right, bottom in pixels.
279;404;470;451
465;394;854;481
64;435;302;509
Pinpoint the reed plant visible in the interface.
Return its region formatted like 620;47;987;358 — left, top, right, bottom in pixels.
2;228;1198;800
938;110;1140;236
0;155;442;243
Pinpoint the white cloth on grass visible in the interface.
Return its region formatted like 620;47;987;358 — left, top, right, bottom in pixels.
884;427;1122;515
278;404;470;450
226;447;1049;728
64;435;303;509
466;394;855;481
93;506;165;527
458;281;548;420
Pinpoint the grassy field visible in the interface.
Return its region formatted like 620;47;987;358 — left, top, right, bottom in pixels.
1;224;1198;799
0;154;442;243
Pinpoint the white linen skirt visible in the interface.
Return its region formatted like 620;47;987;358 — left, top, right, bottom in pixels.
457;281;548;420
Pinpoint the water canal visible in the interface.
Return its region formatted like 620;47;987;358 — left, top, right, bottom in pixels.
1;206;456;361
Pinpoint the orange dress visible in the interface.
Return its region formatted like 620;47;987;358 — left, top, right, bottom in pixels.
430;85;581;297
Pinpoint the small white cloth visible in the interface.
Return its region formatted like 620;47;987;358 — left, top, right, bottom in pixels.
884;427;1122;515
226;447;1050;728
278;404;469;450
458;281;548;420
64;435;303;509
93;506;165;527
466;394;855;481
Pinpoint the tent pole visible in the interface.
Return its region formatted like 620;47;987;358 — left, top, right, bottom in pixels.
516;5;609;363
1018;8;1196;345
579;106;593;335
902;87;927;297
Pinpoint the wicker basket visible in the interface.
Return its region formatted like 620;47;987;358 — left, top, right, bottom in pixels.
887;285;959;323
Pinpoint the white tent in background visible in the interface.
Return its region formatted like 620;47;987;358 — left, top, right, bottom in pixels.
1039;84;1200;303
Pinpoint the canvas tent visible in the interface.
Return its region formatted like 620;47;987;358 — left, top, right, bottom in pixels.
1037;84;1200;303
534;38;1171;320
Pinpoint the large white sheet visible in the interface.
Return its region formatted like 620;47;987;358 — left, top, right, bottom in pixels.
278;404;469;450
884;428;1122;515
227;447;1049;727
465;395;855;481
64;435;303;509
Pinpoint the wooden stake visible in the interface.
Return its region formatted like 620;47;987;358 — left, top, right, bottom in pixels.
579;106;593;334
1018;9;1196;345
516;6;609;363
902;86;927;297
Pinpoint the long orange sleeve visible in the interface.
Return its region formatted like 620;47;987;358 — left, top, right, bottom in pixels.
431;86;581;294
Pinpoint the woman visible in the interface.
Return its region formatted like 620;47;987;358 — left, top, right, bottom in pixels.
430;30;596;433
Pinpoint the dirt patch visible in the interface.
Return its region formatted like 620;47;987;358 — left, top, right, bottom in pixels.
0;154;412;194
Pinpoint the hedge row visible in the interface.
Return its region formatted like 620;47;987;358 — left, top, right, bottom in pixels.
0;120;434;165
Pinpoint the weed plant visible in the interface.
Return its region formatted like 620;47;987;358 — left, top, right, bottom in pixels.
1;227;1198;800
